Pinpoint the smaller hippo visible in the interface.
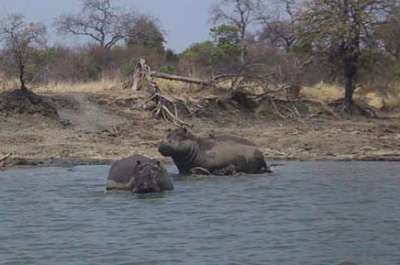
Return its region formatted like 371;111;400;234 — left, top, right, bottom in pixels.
158;128;271;175
106;155;173;194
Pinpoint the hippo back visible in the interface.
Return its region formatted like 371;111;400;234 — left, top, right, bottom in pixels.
211;134;256;146
159;128;269;175
195;133;269;174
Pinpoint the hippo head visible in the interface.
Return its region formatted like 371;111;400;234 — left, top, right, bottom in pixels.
133;160;166;194
158;127;195;157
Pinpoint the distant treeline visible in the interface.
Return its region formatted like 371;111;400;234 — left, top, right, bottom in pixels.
1;0;400;105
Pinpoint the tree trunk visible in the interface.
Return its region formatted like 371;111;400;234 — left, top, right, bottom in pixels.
240;36;247;67
239;28;246;67
343;53;358;111
151;72;211;86
19;62;27;92
240;43;246;67
344;74;354;110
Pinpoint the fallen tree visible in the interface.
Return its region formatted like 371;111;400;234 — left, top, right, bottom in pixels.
151;72;211;87
130;59;192;127
127;59;371;122
128;58;214;92
196;88;339;121
128;59;244;92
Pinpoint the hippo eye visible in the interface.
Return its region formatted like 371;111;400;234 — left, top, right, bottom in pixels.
151;159;161;167
183;127;188;134
136;160;141;165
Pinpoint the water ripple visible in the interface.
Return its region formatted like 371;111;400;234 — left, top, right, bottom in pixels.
1;162;400;265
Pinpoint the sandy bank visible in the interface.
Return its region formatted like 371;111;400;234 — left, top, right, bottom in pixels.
1;85;400;170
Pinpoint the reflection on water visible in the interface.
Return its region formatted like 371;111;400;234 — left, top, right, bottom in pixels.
0;162;400;265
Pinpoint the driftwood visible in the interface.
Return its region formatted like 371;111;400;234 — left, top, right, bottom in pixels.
129;58;243;90
151;72;211;86
129;58;337;122
131;58;152;91
0;153;11;169
144;86;191;127
130;58;213;90
0;153;11;163
132;59;192;127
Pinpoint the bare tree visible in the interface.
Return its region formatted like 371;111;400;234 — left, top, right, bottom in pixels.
0;14;46;91
248;0;312;98
377;6;400;59
259;0;299;51
126;15;166;52
299;0;396;112
210;0;265;66
56;0;153;50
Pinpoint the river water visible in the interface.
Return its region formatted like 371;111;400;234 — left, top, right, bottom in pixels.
0;161;399;265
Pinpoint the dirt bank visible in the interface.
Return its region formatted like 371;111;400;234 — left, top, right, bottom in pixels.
1;84;400;170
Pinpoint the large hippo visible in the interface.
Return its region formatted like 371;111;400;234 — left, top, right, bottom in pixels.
158;128;271;175
106;155;174;193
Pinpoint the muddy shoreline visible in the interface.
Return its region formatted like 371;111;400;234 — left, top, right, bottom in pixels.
2;153;400;172
1;87;400;171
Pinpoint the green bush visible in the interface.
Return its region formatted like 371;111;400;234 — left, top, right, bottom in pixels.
159;65;177;74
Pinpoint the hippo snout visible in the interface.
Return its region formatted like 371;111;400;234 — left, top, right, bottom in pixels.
136;181;156;194
158;142;174;156
135;167;160;193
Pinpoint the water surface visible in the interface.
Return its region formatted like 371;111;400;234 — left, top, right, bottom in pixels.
1;162;399;265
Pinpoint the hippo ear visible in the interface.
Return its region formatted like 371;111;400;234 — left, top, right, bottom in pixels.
183;127;188;134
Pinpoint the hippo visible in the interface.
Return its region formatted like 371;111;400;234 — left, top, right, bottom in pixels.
158;128;271;175
106;155;174;193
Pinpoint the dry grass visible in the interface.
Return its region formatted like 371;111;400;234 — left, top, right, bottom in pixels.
356;83;400;110
35;79;122;94
359;90;385;109
153;78;219;102
302;82;400;109
302;82;344;102
2;77;400;110
0;78;124;95
0;79;19;92
380;84;400;110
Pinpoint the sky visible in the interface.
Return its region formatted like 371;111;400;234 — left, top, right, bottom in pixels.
0;0;216;52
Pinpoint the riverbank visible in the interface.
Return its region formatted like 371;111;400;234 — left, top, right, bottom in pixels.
1;80;400;170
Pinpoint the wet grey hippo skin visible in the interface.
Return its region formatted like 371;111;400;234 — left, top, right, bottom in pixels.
158;128;271;175
106;155;174;193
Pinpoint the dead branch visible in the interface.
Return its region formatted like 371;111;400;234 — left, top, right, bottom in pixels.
0;153;11;169
0;153;11;163
149;86;192;128
131;58;151;91
130;59;245;89
249;90;338;120
212;73;241;81
270;98;289;119
132;59;192;127
151;72;211;86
